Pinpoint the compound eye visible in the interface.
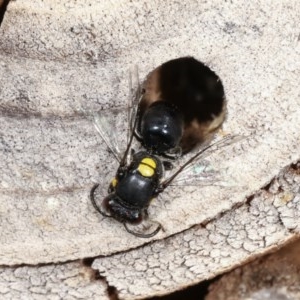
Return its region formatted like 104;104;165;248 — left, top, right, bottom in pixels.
100;196;114;217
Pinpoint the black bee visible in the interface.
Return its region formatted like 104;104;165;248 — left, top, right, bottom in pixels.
91;151;164;238
137;56;226;155
91;134;240;238
89;80;241;238
136;100;184;158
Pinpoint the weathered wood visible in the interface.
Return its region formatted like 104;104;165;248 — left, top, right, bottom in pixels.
205;239;300;300
92;163;300;299
0;261;108;299
0;0;299;298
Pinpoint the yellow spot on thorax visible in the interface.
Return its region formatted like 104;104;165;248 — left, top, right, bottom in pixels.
138;158;157;177
141;158;156;168
111;178;118;187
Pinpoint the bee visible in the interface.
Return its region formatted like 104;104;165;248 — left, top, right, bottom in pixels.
91;151;164;238
137;56;226;155
135;99;184;159
89;77;242;238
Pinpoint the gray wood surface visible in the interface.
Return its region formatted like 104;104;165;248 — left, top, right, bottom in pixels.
0;0;299;298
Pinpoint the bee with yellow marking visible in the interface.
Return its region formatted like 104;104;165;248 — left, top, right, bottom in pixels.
89;58;242;238
91;151;164;238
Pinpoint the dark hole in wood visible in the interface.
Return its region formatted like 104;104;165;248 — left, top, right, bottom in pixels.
0;0;10;25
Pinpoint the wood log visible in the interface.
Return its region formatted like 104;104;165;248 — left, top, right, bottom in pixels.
0;0;299;298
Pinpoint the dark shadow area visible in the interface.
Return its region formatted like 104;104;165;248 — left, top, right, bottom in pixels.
148;278;215;300
81;257;95;267
82;256;219;300
82;258;119;300
0;0;10;25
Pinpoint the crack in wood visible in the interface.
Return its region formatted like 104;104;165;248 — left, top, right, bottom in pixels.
82;258;119;300
87;160;299;298
87;160;300;263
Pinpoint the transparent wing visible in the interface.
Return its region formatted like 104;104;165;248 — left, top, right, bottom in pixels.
73;67;143;165
186;134;245;162
93;112;122;162
161;134;246;189
128;66;142;138
93;67;143;165
72;94;123;163
169;159;237;187
119;67;143;166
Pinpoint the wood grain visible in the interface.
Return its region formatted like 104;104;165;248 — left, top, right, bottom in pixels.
0;0;299;298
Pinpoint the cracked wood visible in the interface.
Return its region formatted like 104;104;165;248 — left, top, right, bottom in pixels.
0;0;299;299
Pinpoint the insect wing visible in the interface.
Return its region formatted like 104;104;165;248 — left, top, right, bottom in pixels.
119;68;143;166
168;160;237;187
161;134;246;189
128;66;142;136
92;68;143;166
169;160;219;185
93;111;123;162
72;94;124;163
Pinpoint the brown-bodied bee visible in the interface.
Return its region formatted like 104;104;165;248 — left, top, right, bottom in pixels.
89;77;242;238
137;56;226;156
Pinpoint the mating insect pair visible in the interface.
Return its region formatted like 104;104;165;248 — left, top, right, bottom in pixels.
90;57;240;238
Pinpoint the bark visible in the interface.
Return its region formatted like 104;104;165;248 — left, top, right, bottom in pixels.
205;239;300;300
0;261;109;299
0;0;299;299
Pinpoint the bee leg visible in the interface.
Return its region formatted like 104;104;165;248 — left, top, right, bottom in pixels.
134;125;143;141
154;186;165;196
130;148;135;156
123;221;162;238
107;183;114;193
90;184;111;218
165;146;182;159
162;160;173;171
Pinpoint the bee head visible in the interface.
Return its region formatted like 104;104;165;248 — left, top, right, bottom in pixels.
102;194;143;224
140;101;183;155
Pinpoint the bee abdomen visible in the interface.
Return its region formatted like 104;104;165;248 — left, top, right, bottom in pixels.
140;56;226;153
